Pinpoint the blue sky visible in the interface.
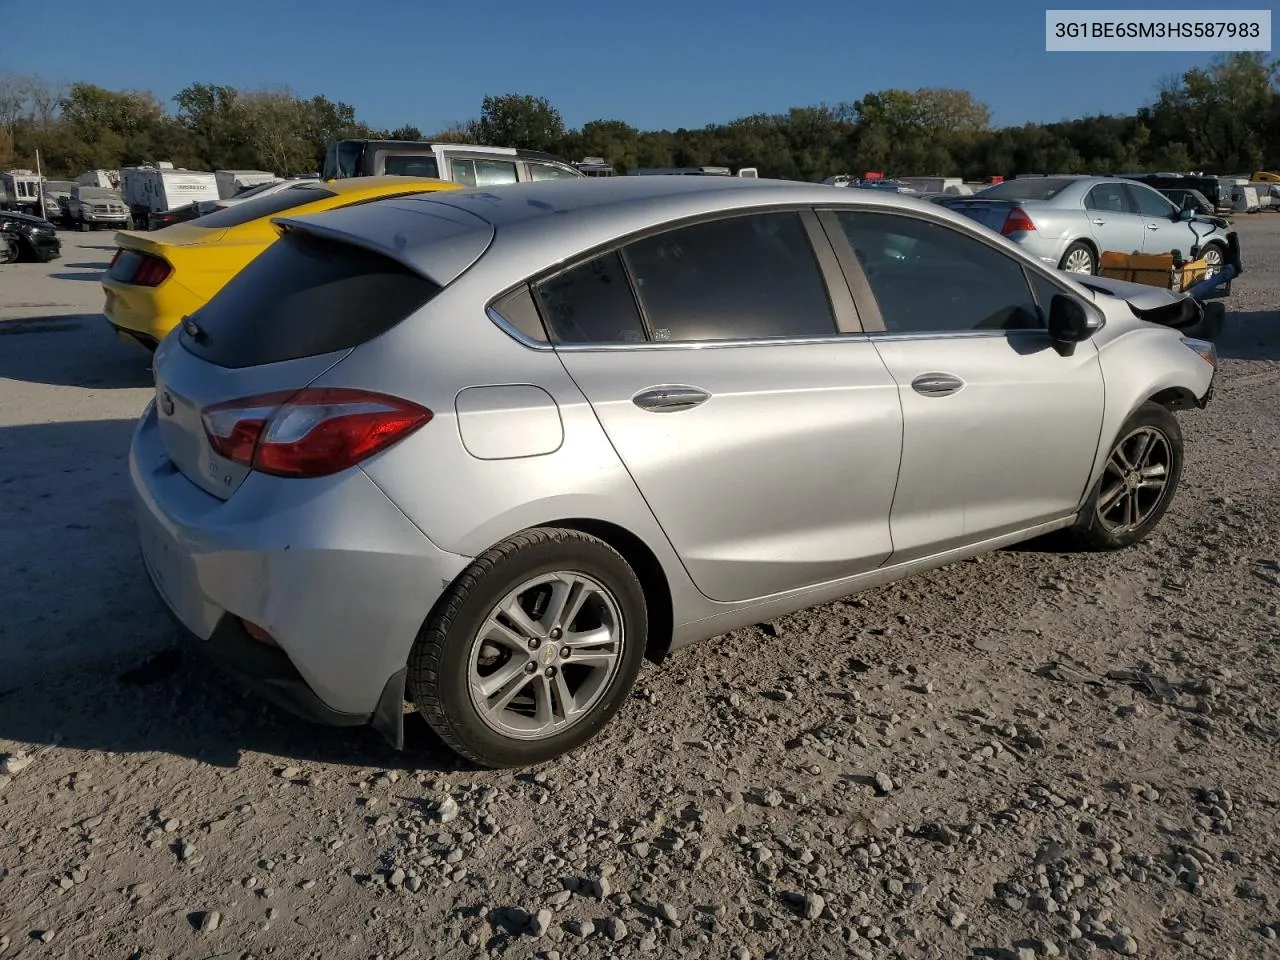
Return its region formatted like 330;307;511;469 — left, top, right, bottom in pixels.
10;0;1229;132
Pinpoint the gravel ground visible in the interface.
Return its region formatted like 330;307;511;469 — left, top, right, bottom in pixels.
0;222;1277;960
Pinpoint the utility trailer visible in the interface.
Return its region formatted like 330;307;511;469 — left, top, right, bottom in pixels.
1;170;43;212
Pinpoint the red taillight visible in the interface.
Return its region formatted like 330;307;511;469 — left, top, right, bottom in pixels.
1001;207;1037;235
201;388;432;479
132;254;172;286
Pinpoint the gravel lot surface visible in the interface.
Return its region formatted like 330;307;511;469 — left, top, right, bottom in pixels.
1;223;1277;960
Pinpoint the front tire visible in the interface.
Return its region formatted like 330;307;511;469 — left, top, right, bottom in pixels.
1059;241;1096;275
407;528;648;768
1068;401;1183;551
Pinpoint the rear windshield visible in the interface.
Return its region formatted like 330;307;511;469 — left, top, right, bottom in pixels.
977;177;1076;201
180;230;442;369
194;185;335;228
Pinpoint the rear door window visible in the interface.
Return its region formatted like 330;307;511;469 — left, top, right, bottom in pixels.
1085;183;1135;214
180;230;442;368
620;212;837;341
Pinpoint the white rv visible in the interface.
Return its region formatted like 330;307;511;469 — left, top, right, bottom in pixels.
215;169;279;200
121;164;220;226
1;170;43;212
76;169;121;188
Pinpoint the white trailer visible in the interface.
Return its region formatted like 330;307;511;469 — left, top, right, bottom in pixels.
1;169;43;212
121;165;220;226
215;169;279;200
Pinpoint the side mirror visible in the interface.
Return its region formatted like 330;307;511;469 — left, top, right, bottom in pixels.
1047;294;1096;355
1177;205;1196;221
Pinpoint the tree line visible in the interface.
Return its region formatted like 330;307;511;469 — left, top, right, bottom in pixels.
1;53;1276;184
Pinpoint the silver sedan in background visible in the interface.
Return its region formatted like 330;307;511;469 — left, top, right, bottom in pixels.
939;175;1231;276
130;177;1217;768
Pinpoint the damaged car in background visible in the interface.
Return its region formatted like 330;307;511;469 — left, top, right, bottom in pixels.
939;175;1231;277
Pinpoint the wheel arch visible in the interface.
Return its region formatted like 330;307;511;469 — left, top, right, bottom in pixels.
542;517;675;665
1061;235;1099;269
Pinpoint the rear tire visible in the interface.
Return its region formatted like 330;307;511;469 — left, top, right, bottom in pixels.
407;528;648;768
1059;241;1096;275
1067;402;1183;551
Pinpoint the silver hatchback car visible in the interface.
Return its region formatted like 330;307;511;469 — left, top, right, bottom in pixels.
939;175;1231;276
130;176;1217;767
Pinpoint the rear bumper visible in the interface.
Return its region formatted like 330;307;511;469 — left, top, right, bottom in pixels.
169;608;407;742
128;401;473;743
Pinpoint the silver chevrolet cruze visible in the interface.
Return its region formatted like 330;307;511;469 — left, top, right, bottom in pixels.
130;176;1217;768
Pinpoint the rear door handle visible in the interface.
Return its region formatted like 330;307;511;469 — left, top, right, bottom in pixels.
1146;223;1160;230
1091;218;1106;225
632;385;711;412
911;373;965;397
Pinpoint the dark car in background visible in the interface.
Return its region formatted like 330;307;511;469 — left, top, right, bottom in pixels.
0;210;61;263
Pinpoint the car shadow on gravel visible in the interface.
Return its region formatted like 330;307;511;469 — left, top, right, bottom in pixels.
1215;309;1280;361
0;314;154;388
47;271;107;282
0;417;462;773
0;647;461;773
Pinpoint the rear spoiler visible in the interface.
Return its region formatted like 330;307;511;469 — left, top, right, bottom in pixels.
272;196;494;288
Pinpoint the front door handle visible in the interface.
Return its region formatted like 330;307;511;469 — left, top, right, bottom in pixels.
911;373;965;397
632;385;711;412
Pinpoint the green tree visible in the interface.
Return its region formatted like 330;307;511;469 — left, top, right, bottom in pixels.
476;94;565;151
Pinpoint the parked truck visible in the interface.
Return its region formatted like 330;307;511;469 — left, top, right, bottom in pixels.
120;163;220;229
64;184;130;231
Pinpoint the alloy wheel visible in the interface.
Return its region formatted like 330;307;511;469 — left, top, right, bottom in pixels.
1064;248;1094;274
1200;245;1222;278
467;571;625;740
1096;426;1173;533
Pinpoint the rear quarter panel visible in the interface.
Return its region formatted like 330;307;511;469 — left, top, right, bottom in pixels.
316;276;715;629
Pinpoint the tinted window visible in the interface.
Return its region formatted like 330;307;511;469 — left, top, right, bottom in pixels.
1127;183;1177;217
836;211;1041;333
491;285;548;343
529;162;582;181
383;155;440;178
191;185;336;228
180;231;441;369
1085;183;1134;214
534;252;647;344
977;177;1076;201
621;212;836;341
322;141;363;179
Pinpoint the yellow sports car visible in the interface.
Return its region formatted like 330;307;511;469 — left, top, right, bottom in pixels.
102;176;460;350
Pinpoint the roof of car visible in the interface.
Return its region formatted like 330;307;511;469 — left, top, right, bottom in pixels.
273;175;1027;289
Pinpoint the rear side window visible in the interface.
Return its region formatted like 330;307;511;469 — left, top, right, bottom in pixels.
534;251;647;344
180;230;442;368
194;186;335;227
621;212;836;341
